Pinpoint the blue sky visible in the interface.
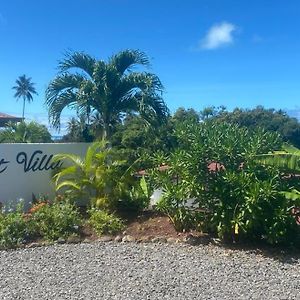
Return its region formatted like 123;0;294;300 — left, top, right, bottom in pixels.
1;0;300;133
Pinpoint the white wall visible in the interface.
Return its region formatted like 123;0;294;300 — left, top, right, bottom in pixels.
0;143;89;207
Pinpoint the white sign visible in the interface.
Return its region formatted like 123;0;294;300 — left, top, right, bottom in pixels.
0;143;89;207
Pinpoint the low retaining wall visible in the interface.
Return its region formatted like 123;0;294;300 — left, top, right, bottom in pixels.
0;143;89;207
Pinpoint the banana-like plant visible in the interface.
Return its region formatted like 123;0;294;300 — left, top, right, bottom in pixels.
256;144;300;203
255;144;300;173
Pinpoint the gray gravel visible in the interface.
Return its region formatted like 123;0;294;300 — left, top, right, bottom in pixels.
0;242;299;300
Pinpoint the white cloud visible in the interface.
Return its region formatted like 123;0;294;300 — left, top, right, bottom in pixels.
199;22;237;50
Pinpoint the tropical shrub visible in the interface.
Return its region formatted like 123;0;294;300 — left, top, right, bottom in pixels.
0;121;52;143
0;201;31;248
52;141;145;212
30;201;82;241
150;120;300;245
88;209;124;235
117;175;152;214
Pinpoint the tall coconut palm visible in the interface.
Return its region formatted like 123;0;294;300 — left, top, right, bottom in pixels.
13;75;38;119
45;49;169;139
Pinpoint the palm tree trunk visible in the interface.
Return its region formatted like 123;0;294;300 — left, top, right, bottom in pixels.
103;123;112;141
22;96;25;120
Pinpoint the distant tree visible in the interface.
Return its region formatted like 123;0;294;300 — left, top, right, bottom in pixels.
199;105;226;120
0;121;52;143
12;75;38;119
61;116;94;143
211;106;300;148
172;107;200;123
46;50;169;139
112;107;204;153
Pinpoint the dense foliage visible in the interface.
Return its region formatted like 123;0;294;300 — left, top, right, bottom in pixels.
210;106;300;148
0;202;30;248
150;120;300;245
52;141;149;214
30;201;82;241
0;121;52;143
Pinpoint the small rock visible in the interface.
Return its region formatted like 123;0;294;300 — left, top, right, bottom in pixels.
66;235;81;244
114;235;122;242
211;238;221;245
166;237;181;244
99;236;113;242
27;242;41;248
122;235;135;242
57;237;66;244
151;236;167;243
82;238;92;243
138;236;153;243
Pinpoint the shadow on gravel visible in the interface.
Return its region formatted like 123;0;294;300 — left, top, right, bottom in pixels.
185;235;300;265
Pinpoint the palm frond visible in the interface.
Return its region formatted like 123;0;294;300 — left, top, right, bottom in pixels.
46;73;86;101
109;49;150;75
47;91;78;128
53;165;79;186
53;153;84;168
85;141;107;170
55;180;81;192
46;73;88;128
58;51;96;78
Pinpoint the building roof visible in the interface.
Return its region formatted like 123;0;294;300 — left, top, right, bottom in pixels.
0;112;23;127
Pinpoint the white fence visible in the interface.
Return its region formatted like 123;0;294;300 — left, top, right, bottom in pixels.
0;143;89;207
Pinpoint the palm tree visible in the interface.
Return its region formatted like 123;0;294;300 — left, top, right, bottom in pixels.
13;75;38;119
45;49;169;139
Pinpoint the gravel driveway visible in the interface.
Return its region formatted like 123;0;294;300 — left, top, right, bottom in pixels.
0;242;299;299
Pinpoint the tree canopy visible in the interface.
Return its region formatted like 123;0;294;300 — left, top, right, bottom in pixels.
46;49;169;139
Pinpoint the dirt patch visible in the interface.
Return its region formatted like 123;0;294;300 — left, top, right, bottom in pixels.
124;211;179;239
123;211;204;241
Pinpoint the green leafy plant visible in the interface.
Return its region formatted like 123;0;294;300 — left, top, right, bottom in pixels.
88;209;124;235
30;201;82;241
52;141;137;210
0;201;31;248
120;176;152;213
255;144;300;173
150;121;300;245
0;121;52;143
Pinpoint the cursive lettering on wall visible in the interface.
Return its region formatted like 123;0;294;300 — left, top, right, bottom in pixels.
16;150;63;173
0;158;10;173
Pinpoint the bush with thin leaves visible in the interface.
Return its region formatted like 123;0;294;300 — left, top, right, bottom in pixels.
30;201;82;241
0;202;31;248
88;209;124;235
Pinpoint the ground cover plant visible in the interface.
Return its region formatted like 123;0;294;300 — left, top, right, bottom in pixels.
0;201;30;248
29;200;82;241
88;209;125;235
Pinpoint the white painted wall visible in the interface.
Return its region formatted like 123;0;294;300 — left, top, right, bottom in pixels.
0;143;89;207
